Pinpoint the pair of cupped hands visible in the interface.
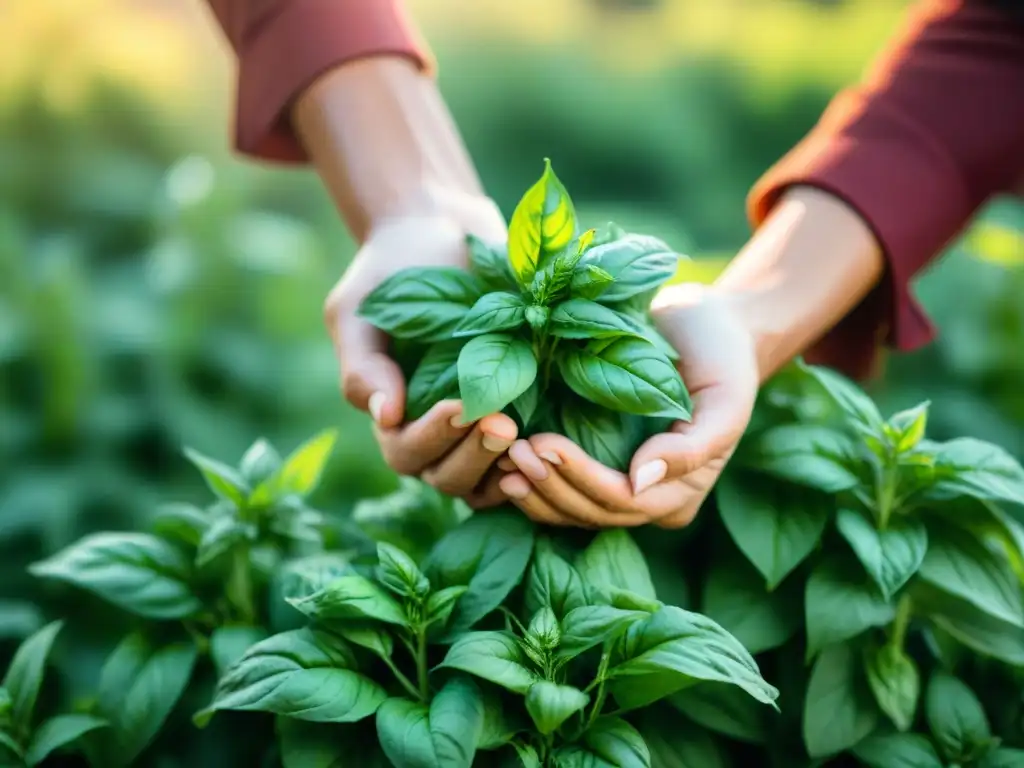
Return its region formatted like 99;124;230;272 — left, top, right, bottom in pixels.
325;206;761;529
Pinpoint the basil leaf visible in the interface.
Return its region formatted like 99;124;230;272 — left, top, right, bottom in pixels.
669;683;770;745
889;402;929;453
507;159;577;288
593;221;628;246
437;631;540;694
512;379;540;429
151;502;209;548
836;508;927;600
558;606;647;659
523;539;587;622
286;574;408;626
198;628;386;724
716;471;829;590
334;624;394;661
553;717;650;768
549;298;647;340
376;542;430;599
851;733;943;768
608;606;778;711
559;338;691;420
29;533;201;620
267;429;338;501
918;521;1024;627
797;361;885;434
513;741;542;768
983;749;1024;768
744;424;863;493
424;509;535;637
925;672;992;763
195;514;256;567
467;235;517;292
560;399;644;472
570;264;614;300
376;677;484;768
457;334;537;422
239;438;282;487
0;731;23;763
276;718;354;768
865;643;920;732
182;446;250;506
425;587;468;634
357;267;483;342
24;714;107;766
406;341;463;421
639;711;728;768
802;642;878;758
524;682;589;736
805;557;896;659
579;234;678;302
911;581;1024;666
576;530;657;602
453;292;528;339
2;621;62;732
924;437;1024;509
94;633;198;767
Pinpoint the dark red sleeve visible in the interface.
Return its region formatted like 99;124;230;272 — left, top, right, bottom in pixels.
204;0;432;163
748;0;1024;379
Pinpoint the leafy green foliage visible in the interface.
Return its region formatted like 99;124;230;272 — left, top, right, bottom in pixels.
357;161;691;466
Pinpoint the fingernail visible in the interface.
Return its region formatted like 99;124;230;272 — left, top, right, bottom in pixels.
449;413;466;428
539;451;562;466
501;479;530;500
482;434;512;452
633;459;667;495
368;392;386;424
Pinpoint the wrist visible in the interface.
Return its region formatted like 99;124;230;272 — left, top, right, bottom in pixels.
711;186;885;382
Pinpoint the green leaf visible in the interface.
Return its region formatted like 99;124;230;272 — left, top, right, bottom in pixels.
561;400;644;472
356;267;483;342
549;298;647;340
558;606;648;659
377;542;430;599
94;633;198;767
851;733;943;768
524;540;587;622
2;621;62;732
270;429;338;499
507;158;577;288
571;264;614;300
802;642;878;758
457;334;537;422
865;643;919;732
29;532;201;620
524;682;589;736
0;731;23;763
836;508;928;600
24;714;107;766
513;741;541;768
982;749;1024;768
745;424;862;493
467;235;517;292
924;437;1024;508
640;710;728;768
436;631;540;694
452;292;527;339
195;515;256;567
405;341;464;421
151;502;209;547
579;234;678;302
889;402;929;453
477;688;518;750
918;521;1023;627
182;446;250;505
239;438;283;487
424;509;535;636
287;574;408;626
911;581;1024;666
376;677;484;768
559;338;691;420
512;379;541;429
526;607;562;650
668;683;769;745
575;530;657;602
925;672;992;763
805;558;896;658
716;472;829;589
210;625;268;677
276;718;352;768
335;624;394;660
701;553;801;655
426;587;468;632
608;606;778;711
797;361;885;434
553;717;651;768
199;628;386;724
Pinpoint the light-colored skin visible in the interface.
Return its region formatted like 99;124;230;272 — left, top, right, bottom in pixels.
292;57;886;528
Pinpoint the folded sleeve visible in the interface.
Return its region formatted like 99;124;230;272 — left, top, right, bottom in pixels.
205;0;432;163
748;0;1024;379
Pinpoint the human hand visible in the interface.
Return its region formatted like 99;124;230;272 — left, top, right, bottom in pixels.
497;282;760;528
324;205;519;508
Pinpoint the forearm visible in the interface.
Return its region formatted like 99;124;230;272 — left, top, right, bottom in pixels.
714;186;885;381
292;57;502;244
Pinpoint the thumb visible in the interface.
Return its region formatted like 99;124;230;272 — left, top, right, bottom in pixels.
628;383;752;495
326;299;406;429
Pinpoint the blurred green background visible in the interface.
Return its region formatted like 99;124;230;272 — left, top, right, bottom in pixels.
1;0;1022;661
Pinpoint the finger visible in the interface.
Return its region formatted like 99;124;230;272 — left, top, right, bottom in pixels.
325;292;406;429
421;414;518;498
465;467;510;510
499;473;577;527
509;442;649;528
629;383;751;494
375;400;472;476
497;456;515;472
653;491;709;529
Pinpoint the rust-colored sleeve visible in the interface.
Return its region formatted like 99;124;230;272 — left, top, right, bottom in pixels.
748;0;1024;379
204;0;432;163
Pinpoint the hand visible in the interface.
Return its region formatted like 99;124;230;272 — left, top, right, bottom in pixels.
324;205;519;508
497;283;760;528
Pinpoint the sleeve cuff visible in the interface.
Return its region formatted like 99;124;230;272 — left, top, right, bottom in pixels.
235;0;432;163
